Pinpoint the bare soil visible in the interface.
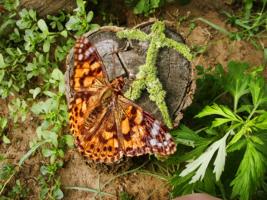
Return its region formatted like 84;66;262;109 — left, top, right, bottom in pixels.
1;0;266;199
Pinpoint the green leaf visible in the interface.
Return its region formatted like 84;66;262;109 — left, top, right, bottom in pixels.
59;109;69;122
77;0;84;9
40;188;50;196
42;148;54;157
136;0;146;13
43;91;56;97
50;132;58;147
0;70;5;83
0;54;9;69
40;165;49;175
180;131;231;182
43;39;50;52
3;135;10;143
57;160;63;168
52;68;64;80
53;187;64;199
36;126;42;140
195;103;241;123
60;30;68;38
41;129;53;140
0;118;7;129
89;24;100;31
58;80;65;95
29;9;36;20
227;139;247;152
86;11;94;23
230;142;267;199
58;149;64;157
227;126;246;148
33;87;41;99
211;118;232;128
150;0;160;8
63;135;74;148
38;19;49;33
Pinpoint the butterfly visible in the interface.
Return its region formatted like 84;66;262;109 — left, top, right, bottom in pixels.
68;36;177;163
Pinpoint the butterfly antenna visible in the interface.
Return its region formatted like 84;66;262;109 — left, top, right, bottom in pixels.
124;78;146;82
113;45;116;79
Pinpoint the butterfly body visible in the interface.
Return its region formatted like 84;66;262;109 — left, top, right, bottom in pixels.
68;36;176;163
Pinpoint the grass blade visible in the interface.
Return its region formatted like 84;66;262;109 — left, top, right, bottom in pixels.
262;48;267;74
19;139;51;166
98;174;102;200
1;139;51;195
194;18;232;37
67;186;117;198
94;160;149;198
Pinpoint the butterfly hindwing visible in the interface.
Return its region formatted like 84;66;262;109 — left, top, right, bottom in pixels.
117;96;177;157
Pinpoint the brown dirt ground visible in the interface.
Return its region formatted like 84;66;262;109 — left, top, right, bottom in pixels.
1;0;266;199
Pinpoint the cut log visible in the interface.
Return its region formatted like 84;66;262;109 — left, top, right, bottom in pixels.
18;0;77;18
64;20;195;174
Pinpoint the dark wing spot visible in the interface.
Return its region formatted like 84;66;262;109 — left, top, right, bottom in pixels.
74;107;78;112
97;66;102;73
108;146;112;152
90;144;94;149
131;106;137;115
126;147;133;151
103;146;107;151
97;148;100;152
123;130;132;141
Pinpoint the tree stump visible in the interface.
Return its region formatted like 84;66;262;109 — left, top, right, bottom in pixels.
18;0;77;18
64;19;195;174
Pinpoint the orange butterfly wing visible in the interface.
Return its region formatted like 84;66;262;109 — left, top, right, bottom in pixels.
68;36;177;163
70;36;109;92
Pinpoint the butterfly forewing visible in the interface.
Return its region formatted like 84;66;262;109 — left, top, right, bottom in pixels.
68;36;177;163
70;36;109;92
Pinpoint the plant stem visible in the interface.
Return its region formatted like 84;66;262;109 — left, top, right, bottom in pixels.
248;103;258;120
98;175;102;200
245;8;251;21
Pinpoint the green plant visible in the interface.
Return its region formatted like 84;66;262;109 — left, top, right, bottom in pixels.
168;61;267;200
194;1;267;51
125;0;174;15
98;4;119;26
121;192;132;200
0;0;95;198
7;180;29;199
65;0;100;36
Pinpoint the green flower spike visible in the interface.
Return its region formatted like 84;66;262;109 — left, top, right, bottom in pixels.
117;22;192;128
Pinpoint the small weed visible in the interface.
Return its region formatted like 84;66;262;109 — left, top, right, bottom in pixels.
194;1;267;51
99;4;120;26
125;0;174;15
